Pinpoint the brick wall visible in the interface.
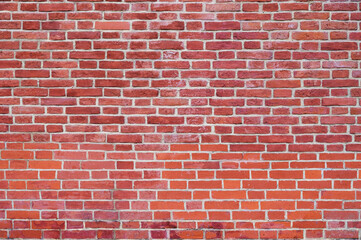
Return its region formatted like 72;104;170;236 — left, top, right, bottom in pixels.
1;0;361;239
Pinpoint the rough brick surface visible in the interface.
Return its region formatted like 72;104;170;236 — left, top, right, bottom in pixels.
1;0;361;239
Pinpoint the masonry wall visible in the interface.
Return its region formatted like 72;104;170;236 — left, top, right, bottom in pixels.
1;0;361;239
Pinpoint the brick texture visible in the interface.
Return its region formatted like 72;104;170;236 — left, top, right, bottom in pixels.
1;0;361;239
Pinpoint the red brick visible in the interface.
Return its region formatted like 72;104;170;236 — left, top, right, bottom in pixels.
8;211;39;219
95;22;130;30
1;2;361;237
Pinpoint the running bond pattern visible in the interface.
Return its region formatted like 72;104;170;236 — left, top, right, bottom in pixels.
1;0;361;239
